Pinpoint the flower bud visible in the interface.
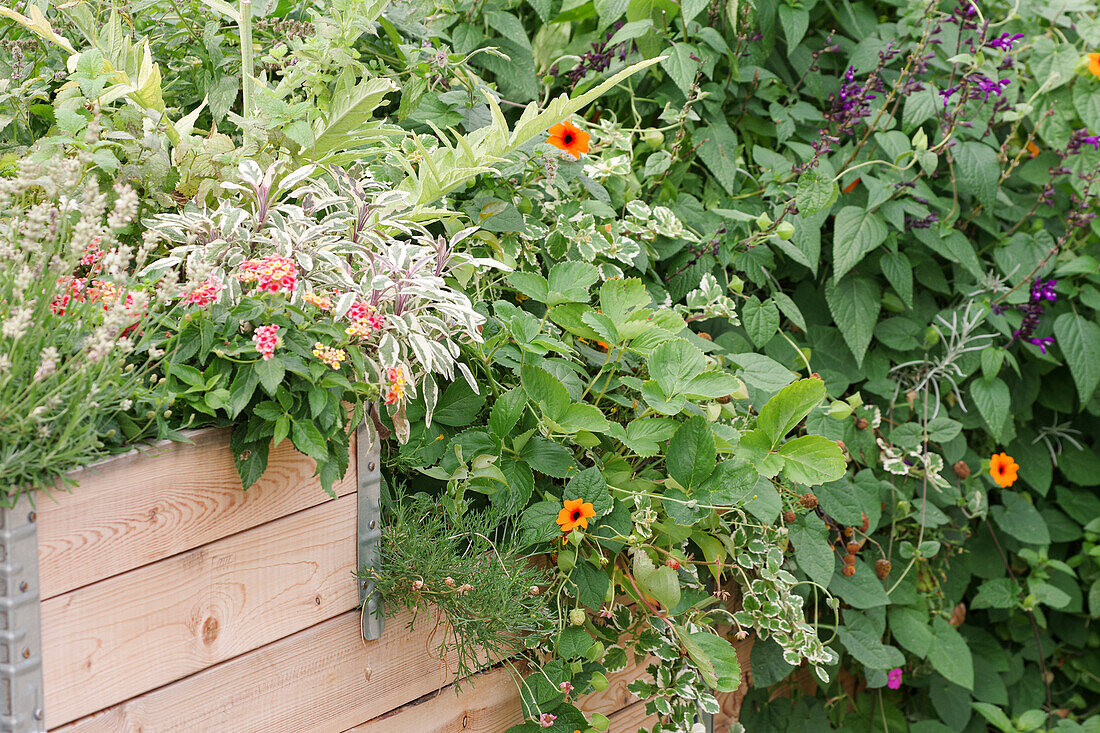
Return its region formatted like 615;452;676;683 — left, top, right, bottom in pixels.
776;221;795;240
569;608;586;626
756;212;773;229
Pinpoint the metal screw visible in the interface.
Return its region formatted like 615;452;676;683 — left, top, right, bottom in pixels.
368;461;376;471
27;511;36;523
22;647;31;659
368;520;376;529
34;709;43;721
19;581;28;592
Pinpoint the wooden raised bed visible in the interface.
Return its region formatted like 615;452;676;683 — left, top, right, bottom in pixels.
4;428;751;732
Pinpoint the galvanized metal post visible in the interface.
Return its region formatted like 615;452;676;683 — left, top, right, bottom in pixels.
356;422;384;641
0;493;45;732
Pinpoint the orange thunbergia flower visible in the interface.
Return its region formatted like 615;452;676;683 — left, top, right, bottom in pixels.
1089;53;1100;78
547;121;590;159
556;498;596;533
842;177;862;194
989;452;1019;488
1026;141;1040;158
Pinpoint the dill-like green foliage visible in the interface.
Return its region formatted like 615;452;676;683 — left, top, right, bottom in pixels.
365;494;555;686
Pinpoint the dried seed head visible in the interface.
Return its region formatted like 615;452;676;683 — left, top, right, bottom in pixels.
846;542;860;554
783;510;797;523
843;553;856;565
799;493;818;510
875;559;892;579
953;460;971;480
855;417;869;429
842;565;856;577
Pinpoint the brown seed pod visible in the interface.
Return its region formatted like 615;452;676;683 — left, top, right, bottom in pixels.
842;565;855;577
799;493;818;510
717;395;732;404
697;332;713;341
843;553;856;565
783;510;797;523
846;542;860;554
875;559;892;579
860;513;870;532
843;526;854;538
855;417;869;430
953;460;971;480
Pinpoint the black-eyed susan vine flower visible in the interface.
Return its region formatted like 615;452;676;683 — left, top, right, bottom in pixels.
989;452;1019;488
546;120;590;159
555;498;596;533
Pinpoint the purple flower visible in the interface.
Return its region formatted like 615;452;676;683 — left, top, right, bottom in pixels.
986;33;1024;51
887;668;903;689
905;212;939;231
827;66;880;132
968;74;1011;102
940;86;959;106
1011;278;1057;348
1066;129;1100;155
1028;336;1055;354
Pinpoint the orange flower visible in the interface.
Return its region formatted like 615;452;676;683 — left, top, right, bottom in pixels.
556;498;596;533
842;177;862;194
1089;53;1100;79
1026;141;1040;158
989;452;1019;488
547;121;590;159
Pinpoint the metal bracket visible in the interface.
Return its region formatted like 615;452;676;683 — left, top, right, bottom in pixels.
0;493;45;732
356;422;384;642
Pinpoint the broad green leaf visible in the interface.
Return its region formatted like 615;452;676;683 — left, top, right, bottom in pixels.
687;632;742;691
254;357;285;396
698;118;739;194
563;466;612;517
756;378;827;447
518;500;565;547
615;417;678;457
838;612;905;670
779;435;846;486
557;626;594;658
825;274;881;366
833;206;887;281
888;606;933;657
970;376;1010;440
547;261;599;306
312;77;398;156
828;557;889;608
992;491;1050;545
667;416;716;491
795;167;838;216
507;271;549;302
682;371;741;399
953;141;998;210
489;388;526;439
569;561;610;610
594;0;629;25
660;42;700;95
290;420;327;463
648;338;705;397
928;617;974;690
879;250;913;307
742;296;780;347
521;363;570;419
1054;313;1100;403
789;514;833;588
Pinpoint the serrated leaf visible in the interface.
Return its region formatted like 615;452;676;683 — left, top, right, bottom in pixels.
1054;313;1100;403
779;435;846;486
825;274;881;366
756;378;826;447
667;416;716;491
833;206;887;281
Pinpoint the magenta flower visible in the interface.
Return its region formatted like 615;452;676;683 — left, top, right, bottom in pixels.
887;667;903;689
538;712;556;727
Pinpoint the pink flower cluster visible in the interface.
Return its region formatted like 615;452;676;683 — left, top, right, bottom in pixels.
51;277;135;315
184;277;223;307
81;237;104;267
252;325;281;360
237;255;297;294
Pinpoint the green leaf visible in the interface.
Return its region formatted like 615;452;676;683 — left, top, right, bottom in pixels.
547;261;599;306
660;42;700;96
563;467;612;517
228;366;260;418
507;271;549;302
594;0;629;25
687;632;742;692
879;250;913;307
518;500;565;547
489;388;526;439
742;296;780;347
682;371;741;399
971;578;1019;610
521;363;570;420
615;417;678;457
667;416;716;491
599;277;652;327
828;558;889;608
969;376;1009;440
756;378;826;447
253;357;285;396
648;338;705;397
838;612;905;670
971;703;1014;733
777;4;809;49
795;167;838;217
832;206;887;281
1054;312;1100;403
825;274;881;366
953;141;998;210
312;77;397;156
518;437;577;478
433;379;486;427
789;514;833;588
993;491;1050;545
290;420;327;464
568;561;609;610
779;435;846;486
697;118;739;194
888;606;933;657
928;617;973;690
557;626;594;658
636;564;680;610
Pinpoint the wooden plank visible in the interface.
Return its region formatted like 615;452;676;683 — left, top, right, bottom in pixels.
43;493;359;729
345;647;653;732
53;609;461;733
607;700;657;731
37;428;356;599
53;606;661;733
